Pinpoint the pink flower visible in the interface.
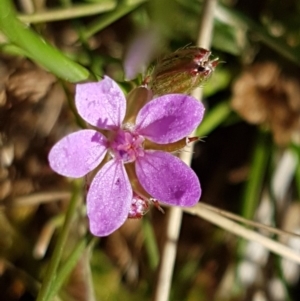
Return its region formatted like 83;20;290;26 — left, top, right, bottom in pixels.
48;76;204;236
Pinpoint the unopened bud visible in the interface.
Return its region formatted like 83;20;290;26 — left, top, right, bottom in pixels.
148;46;218;95
128;194;149;218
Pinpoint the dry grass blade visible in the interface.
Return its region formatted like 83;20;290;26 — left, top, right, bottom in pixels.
198;202;300;238
183;204;300;264
2;191;71;208
153;1;218;301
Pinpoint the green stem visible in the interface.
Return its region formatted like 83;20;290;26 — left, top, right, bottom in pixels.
196;101;231;137
143;218;159;270
0;43;31;57
18;1;116;24
36;180;82;301
82;0;147;40
0;0;90;82
292;144;300;199
45;235;96;301
241;130;270;219
59;0;72;7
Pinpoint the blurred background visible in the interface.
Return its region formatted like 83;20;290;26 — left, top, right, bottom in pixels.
0;0;300;300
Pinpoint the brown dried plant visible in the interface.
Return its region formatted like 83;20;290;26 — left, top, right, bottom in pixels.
231;62;300;145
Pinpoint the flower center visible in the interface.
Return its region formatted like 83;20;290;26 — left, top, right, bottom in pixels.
109;128;145;163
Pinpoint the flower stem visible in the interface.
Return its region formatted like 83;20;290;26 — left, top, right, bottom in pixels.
143;218;160;270
36;180;82;301
81;0;147;40
45;235;96;301
293;144;300;198
241;130;270;219
153;1;218;300
196;100;231;137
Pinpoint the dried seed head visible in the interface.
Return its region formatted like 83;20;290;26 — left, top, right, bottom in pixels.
231;62;300;145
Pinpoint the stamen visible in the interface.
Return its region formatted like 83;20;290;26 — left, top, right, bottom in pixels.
109;129;145;163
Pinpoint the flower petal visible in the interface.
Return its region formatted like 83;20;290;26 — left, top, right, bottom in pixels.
49;130;107;178
87;160;132;236
136;151;201;206
135;94;204;143
75;76;126;129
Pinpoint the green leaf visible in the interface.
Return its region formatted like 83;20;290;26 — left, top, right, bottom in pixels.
0;0;90;82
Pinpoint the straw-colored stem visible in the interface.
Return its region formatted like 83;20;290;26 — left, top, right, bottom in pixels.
153;1;218;301
183;204;300;264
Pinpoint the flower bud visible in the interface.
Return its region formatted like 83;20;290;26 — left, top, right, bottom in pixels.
148;46;218;95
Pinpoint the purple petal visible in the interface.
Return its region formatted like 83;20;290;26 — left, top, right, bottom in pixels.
135;94;205;143
87;160;132;236
48;130;107;178
124;28;160;80
136;151;201;206
75;76;126;130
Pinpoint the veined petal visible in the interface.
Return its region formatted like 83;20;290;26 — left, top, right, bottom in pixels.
136;151;201;206
87;160;132;236
48;130;107;178
135;94;204;143
75;76;126;130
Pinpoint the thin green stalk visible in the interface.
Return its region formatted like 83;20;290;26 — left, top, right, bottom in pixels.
296;162;300;199
0;43;31;57
291;144;300;199
36;180;82;301
59;0;72;7
143;218;159;270
241;130;270;219
196;101;231;137
18;1;116;24
217;4;300;66
45;235;96;301
295;154;300;200
0;0;90;82
237;132;272;273
82;0;147;40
